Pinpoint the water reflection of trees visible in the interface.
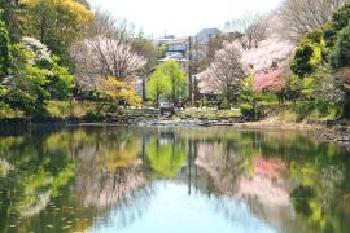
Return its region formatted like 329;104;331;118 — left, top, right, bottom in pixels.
179;128;350;233
145;132;187;178
0;130;75;232
0;127;155;233
67;128;155;232
1;127;350;233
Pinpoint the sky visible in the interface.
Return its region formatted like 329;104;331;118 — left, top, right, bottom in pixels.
87;0;283;37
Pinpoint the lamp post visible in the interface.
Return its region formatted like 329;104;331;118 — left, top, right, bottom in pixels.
188;36;193;106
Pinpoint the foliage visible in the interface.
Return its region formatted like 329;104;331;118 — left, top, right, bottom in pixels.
47;58;75;99
3;38;75;115
240;74;260;103
331;3;350;32
46;101;109;118
97;76;141;106
221;96;229;109
0;19;10;77
290;34;325;77
287;4;350;119
18;38;75;100
303;65;344;103
240;103;254;118
155;60;187;102
5;44;50;114
239;74;265;118
22;0;93;68
330;24;350;68
0;0;23;42
147;69;172;106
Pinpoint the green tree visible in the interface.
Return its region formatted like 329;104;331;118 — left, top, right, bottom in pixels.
0;19;10;78
22;0;93;68
156;60;187;103
4;38;75;115
291;31;326;78
20;37;75;100
330;24;350;68
239;74;261;118
331;3;350;32
6;44;50;114
47;57;75;100
0;0;22;42
147;69;171;107
131;37;160;100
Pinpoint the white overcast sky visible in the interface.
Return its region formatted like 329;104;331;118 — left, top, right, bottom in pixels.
87;0;283;37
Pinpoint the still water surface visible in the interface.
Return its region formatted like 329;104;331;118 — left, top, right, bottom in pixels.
0;126;349;233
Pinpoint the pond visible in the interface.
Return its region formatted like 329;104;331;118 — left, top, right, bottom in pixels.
0;126;349;233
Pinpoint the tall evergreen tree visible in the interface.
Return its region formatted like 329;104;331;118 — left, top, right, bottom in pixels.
0;19;10;78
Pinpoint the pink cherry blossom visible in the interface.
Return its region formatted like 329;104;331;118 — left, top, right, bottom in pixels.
254;70;286;92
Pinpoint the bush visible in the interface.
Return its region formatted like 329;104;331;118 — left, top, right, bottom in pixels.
315;100;329;116
295;102;315;120
84;111;102;122
240;104;254;119
220;97;230;109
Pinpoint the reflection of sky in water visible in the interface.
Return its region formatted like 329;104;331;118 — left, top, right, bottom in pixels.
89;181;276;233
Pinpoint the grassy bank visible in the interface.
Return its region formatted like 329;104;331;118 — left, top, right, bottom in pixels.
0;101;110;119
0;101;344;125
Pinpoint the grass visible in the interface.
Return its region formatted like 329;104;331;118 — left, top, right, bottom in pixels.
46;101;98;118
0;101;112;119
279;110;298;122
278;105;341;122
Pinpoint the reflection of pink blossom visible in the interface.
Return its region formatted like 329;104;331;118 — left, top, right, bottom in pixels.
254;70;285;92
238;175;290;205
253;157;286;178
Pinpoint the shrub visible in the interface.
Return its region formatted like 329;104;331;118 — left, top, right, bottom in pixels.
295;102;315;120
315;100;329;116
240;104;254;119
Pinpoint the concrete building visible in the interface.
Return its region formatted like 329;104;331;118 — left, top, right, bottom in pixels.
157;37;189;71
196;28;221;43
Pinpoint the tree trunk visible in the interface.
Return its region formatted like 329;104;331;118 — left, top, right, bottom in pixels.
156;93;159;109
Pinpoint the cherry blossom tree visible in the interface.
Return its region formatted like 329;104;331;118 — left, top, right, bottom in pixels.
241;38;295;73
254;70;286;92
72;37;146;91
241;37;294;103
197;41;243;101
71;10;146;93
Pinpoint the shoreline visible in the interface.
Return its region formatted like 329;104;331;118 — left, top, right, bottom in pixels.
0;116;349;145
